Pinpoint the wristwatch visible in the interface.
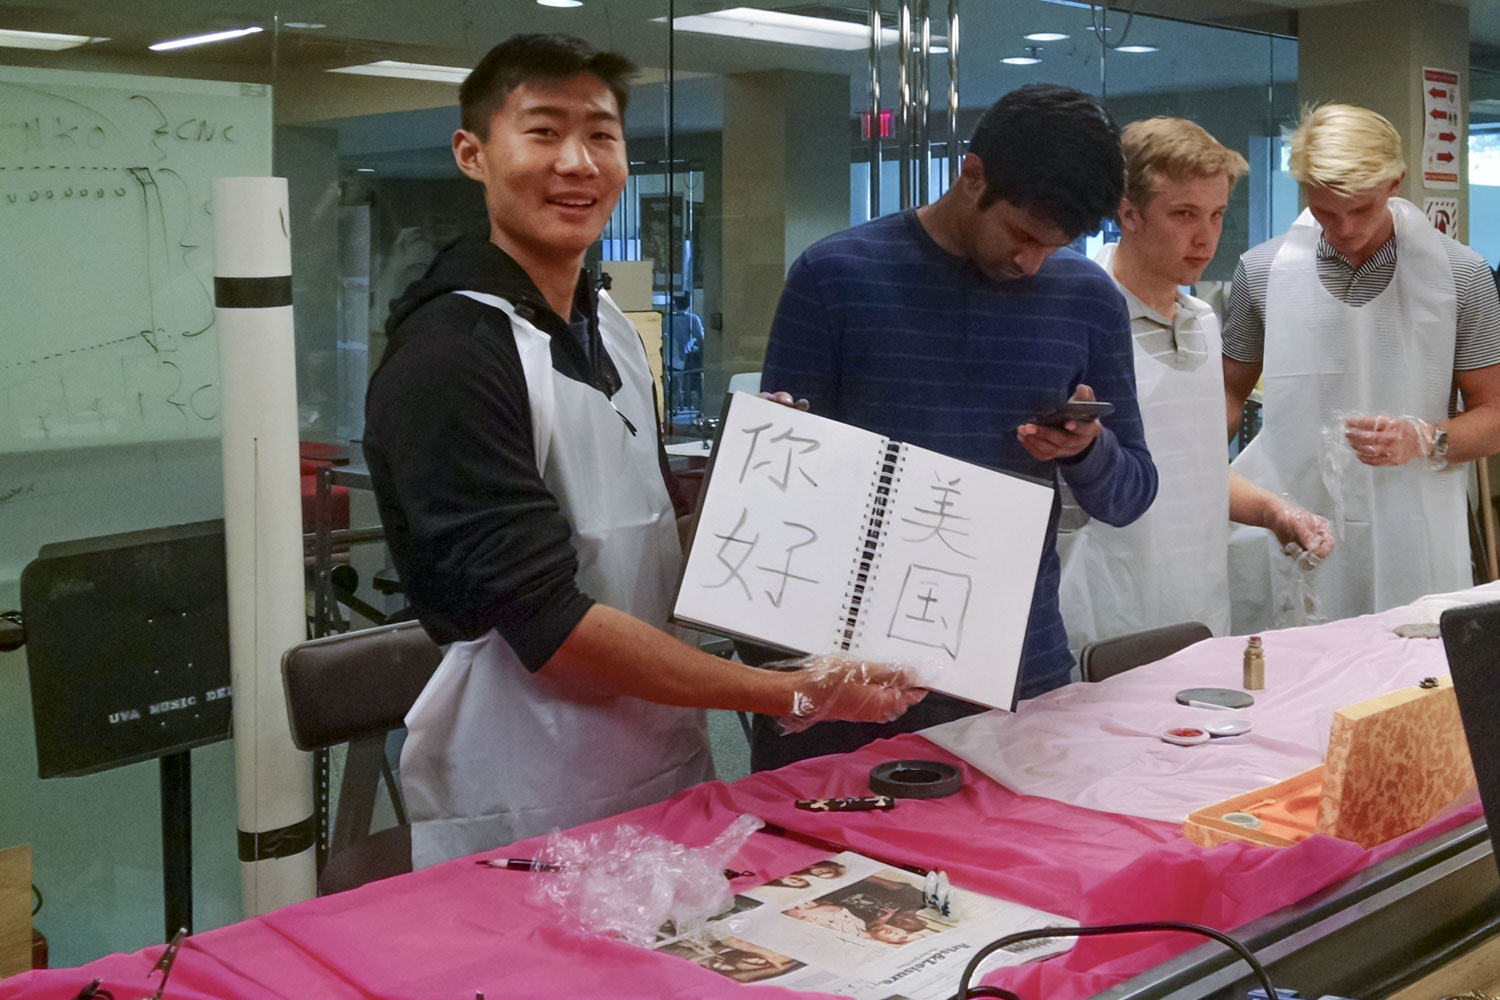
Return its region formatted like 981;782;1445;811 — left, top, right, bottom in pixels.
1428;426;1450;463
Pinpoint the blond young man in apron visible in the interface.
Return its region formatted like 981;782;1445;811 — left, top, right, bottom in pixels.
1223;105;1500;630
1059;118;1332;652
363;34;924;869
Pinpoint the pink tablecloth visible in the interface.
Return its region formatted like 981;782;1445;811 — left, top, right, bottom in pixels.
3;733;1481;1000
927;583;1500;823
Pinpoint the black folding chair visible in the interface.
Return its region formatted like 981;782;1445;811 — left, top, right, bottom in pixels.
282;620;442;894
1078;621;1213;683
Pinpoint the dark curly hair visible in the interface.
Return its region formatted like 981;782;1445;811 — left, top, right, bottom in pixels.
968;83;1124;239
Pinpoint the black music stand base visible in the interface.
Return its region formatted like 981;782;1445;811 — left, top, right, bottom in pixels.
159;750;193;939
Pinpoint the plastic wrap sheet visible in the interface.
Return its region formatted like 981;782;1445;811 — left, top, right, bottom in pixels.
925;581;1500;824
9;585;1498;1000
7;731;1483;1000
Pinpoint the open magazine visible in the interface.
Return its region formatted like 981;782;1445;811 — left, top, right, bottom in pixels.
652;852;1075;998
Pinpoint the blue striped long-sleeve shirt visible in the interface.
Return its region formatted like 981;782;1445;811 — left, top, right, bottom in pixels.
762;209;1157;699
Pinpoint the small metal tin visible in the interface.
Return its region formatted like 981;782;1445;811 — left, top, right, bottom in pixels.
868;759;963;799
1175;687;1255;709
1222;812;1262;829
1159;726;1211;746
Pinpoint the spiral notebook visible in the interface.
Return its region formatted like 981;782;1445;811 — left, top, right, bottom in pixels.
672;392;1054;711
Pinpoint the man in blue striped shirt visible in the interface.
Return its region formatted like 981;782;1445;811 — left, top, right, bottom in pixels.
753;84;1158;770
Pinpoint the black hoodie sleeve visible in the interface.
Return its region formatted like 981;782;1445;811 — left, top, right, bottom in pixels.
363;295;594;669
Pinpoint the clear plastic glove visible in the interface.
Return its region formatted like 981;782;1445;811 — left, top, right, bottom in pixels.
1343;414;1439;468
774;653;927;734
1274;542;1326;628
1266;496;1335;559
531;815;764;946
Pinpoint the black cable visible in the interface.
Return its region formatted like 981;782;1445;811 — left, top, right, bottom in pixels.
949;920;1275;1000
31;882;42;916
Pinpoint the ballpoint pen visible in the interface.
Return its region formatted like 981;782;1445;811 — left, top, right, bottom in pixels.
478;858;752;879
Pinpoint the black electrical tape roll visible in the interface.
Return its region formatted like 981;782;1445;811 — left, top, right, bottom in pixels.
868;759;962;799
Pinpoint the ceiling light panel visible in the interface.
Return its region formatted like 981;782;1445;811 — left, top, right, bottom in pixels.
150;26;263;52
662;8;898;51
328;60;469;84
0;28;108;50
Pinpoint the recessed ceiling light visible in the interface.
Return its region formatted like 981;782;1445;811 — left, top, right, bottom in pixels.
1025;32;1069;42
150;26;263;51
283;21;327;29
0;28;109;50
1004;45;1043;65
659;7;898;51
1116;44;1158;53
328;60;469;84
537;0;584;6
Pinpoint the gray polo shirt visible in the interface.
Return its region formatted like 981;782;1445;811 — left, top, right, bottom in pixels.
1222;231;1500;370
1114;279;1215;374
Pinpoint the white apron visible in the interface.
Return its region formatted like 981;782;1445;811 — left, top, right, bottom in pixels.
401;289;713;869
1228;198;1469;632
1059;243;1231;652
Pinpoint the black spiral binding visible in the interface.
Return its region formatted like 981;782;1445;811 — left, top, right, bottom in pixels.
839;441;903;650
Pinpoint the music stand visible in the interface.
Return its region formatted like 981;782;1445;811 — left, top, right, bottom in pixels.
20;520;233;940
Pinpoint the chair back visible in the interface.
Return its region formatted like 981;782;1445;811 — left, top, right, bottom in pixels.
281;620;443;894
282;620;442;751
1079;621;1212;683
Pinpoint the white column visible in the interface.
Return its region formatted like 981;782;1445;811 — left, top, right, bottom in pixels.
214;176;317;914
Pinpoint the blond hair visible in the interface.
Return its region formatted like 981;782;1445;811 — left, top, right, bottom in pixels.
1121;117;1248;206
1287;104;1404;194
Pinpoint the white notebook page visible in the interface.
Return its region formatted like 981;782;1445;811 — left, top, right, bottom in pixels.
675;393;886;655
849;442;1054;710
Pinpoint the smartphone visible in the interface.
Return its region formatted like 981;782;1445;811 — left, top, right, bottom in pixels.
1031;399;1115;427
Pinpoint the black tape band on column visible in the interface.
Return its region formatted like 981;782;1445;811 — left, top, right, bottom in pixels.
238;816;316;862
215;275;293;309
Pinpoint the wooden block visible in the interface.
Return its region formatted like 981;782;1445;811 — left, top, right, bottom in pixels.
1316;678;1476;849
0;844;32;977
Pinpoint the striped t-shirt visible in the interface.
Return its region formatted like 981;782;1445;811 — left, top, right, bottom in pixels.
762;209;1158;701
1222;231;1500;369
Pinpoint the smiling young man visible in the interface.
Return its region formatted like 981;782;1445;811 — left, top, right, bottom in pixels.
362;33;922;868
1058;117;1332;651
1223;104;1500;626
753;83;1159;771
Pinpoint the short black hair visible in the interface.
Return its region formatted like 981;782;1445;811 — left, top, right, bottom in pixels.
967;83;1123;239
460;33;637;138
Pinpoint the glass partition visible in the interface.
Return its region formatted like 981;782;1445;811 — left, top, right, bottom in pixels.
0;0;677;966
1;0;1297;967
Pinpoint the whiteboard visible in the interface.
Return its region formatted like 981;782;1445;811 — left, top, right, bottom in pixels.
0;67;272;451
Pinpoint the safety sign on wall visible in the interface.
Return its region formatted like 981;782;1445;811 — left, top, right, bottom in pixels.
1422;67;1461;191
1424;197;1459;236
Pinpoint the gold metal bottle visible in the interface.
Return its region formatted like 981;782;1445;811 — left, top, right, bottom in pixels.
1243;635;1265;691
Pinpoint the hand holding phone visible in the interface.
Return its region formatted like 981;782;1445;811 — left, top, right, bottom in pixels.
1030;399;1114;428
1018;386;1108;462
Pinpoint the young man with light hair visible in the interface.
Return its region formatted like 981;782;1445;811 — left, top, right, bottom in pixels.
1058;117;1332;650
1223;104;1500;627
